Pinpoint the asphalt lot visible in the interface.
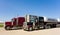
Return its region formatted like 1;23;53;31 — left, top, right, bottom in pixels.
0;28;60;35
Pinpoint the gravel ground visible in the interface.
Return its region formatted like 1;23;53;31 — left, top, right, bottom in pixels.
0;28;60;35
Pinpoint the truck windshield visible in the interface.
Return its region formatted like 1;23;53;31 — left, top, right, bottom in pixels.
39;17;44;21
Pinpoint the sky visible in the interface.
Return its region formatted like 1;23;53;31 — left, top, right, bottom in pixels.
0;0;60;22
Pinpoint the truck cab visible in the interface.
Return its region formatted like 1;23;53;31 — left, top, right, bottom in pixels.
5;17;25;30
23;15;38;31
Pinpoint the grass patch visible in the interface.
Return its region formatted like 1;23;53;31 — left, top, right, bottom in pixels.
0;23;4;27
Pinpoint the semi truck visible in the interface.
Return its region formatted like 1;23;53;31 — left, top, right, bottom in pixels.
5;17;25;30
23;15;59;31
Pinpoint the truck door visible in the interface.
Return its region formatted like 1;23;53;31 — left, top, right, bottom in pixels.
38;17;44;29
12;18;17;26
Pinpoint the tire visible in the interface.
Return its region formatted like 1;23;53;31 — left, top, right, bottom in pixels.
5;26;11;30
23;27;28;31
45;24;51;29
28;27;33;31
51;24;56;28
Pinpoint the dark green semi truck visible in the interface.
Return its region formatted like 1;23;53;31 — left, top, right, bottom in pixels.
23;15;58;31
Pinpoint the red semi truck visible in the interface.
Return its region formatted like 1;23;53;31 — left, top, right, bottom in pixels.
5;17;25;30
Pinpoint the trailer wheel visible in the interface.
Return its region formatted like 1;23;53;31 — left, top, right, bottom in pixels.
5;26;11;30
51;24;56;28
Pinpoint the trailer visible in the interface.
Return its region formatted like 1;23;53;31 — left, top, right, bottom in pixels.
23;15;58;31
5;17;25;30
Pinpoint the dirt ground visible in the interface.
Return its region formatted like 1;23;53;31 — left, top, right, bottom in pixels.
0;28;60;35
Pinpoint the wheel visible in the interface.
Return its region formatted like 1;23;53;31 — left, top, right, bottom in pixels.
45;24;51;29
28;27;33;31
5;26;11;30
51;24;56;28
23;26;28;31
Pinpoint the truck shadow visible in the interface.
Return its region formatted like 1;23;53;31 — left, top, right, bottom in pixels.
5;27;60;31
26;27;59;32
34;27;59;31
5;28;23;31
